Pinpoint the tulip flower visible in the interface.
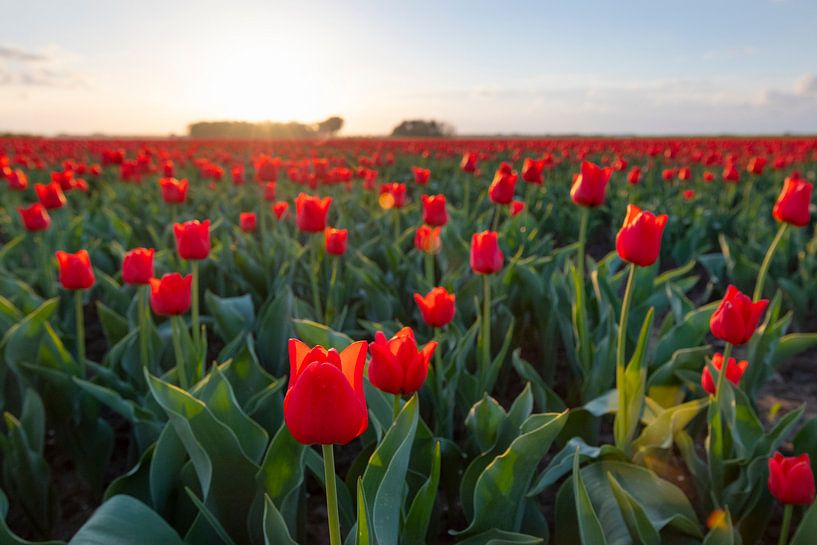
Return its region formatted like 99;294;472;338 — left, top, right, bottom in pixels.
284;338;368;545
683;190;695;201
701;352;748;395
124;247;155;371
231;164;245;185
510;200;525;216
173;220;211;260
284;339;368;444
768;451;816;544
239;212;257;232
412;166;430;185
379;183;407;209
159;177;188;204
677;167;691;181
615;205;668;267
470;231;503;274
263;182;277;202
488;169;518;205
35;182;67;210
56;250;94;374
747;156;767;175
773;175;812;227
421;194;448;226
272;201;290;220
521;158;545;184
627;166;641;185
56;250;95;290
369;327;436;397
295;193;332;232
6;169;27;190
122;248;155;285
18;203;51;231
703;171;715;182
414;287;455;328
710;285;768;346
460;152;478;173
570;161;612;207
173;219;209;350
415;225;441;255
768;452;815;505
149;273;192;316
722;163;740;183
324;228;348;256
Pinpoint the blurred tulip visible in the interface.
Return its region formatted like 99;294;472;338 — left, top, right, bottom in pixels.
521;158;545;184
412;166;430;185
240;212;257;232
701;352;748;395
773;175;812;227
149;273;192;315
768;452;815;505
160;177;188;204
379;183;407;209
570;161;612;207
122;248;155;285
35;182;67;209
272;201;290;220
415;225;441;254
470;231;503;274
414;287;455;327
461;152;478;173
173;220;211;260
488;169;518;205
510;199;525;216
18;203;51;231
295;193;331;232
56;250;95;290
325;227;348;256
421;194;448;226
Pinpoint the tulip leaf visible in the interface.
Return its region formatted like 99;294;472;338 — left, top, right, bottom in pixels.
292;318;353;350
204;291;254;343
68;495;184;545
455;529;544;545
457;411;568;537
790;500;817;545
361;394;419;545
572;448;607;545
356;479;371;545
402;441;441;545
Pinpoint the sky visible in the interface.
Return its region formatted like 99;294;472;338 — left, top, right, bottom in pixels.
2;0;817;136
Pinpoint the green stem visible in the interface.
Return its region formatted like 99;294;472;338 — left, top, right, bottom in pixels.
424;253;435;287
38;234;55;297
754;223;788;301
393;394;401;420
138;286;150;372
191;260;200;350
577;207;589;281
75;290;86;377
326;257;339;325
713;343;733;404
710;342;732;503
393;211;401;242
463;173;471;219
480;274;492;391
491;206;501;232
575;207;592;371
171;315;189;389
309;237;324;320
778;504;793;545
321;444;342;545
615;263;636;454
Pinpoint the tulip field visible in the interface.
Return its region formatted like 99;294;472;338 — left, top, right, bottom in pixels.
3;136;817;545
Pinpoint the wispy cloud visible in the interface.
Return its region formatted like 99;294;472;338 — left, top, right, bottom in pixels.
0;45;48;62
0;44;85;88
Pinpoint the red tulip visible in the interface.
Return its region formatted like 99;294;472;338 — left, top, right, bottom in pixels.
284;339;368;445
18;203;51;231
160;177;188;204
272;201;290;220
615;205;668;267
240;212;257;232
488;169;518;205
627;166;641;185
56;250;95;290
35;182;67;210
325;228;348;256
768;452;815;505
722;163;740;183
701;352;748;395
470;231;503;274
122;248;155;285
461;152;478;173
662;169;675;182
415;225;441;254
368;327;436;396
703;171;715;182
414;287;456;327
747;156;767;175
6;169;28;190
421;194;447;226
709;285;768;345
683;190;695;201
263;182;277;201
231;164;245;185
173;220;211;260
521;158;545;184
677;167;691;181
412;166;430;185
162;160;174;178
570;161;612;207
510;200;526;216
379;183;407;209
295;193;331;232
149;273;192;316
773;175;812;227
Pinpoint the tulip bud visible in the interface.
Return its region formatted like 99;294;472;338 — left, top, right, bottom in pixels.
413;287;456;327
368;327;436;396
122;248;155;285
56;250;95;290
415;225;441;255
470;231;503;274
240;212;257;232
773;175;812;227
284;339;368;445
709;285;768;346
570;161;612;207
768;452;816;505
701;352;748;395
18;203;51;231
173;220;211;260
35;182;67;210
421;194;448;226
149;273;192;316
615;205;668;267
295;193;331;232
325;228;348;256
160;177;188;204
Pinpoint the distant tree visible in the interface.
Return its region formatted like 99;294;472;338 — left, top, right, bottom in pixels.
317;116;344;136
187;117;344;139
391;119;455;138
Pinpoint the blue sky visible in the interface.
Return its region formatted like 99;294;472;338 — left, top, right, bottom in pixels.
2;0;817;135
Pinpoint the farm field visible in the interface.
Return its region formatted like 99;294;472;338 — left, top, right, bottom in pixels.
1;136;816;544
